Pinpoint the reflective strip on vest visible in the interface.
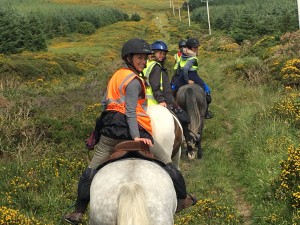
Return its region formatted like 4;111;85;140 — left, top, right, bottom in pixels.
142;61;163;106
174;54;181;70
106;72;136;106
179;56;198;71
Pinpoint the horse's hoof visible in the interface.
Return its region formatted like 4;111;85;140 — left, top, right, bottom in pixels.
187;151;196;159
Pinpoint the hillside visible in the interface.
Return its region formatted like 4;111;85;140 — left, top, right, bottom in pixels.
0;0;299;224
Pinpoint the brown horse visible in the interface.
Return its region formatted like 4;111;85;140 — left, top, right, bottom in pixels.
176;84;207;159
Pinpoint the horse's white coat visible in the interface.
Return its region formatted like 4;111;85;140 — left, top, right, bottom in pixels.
89;159;177;225
89;105;180;225
147;105;182;169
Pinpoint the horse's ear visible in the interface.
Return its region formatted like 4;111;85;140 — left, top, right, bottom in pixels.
115;140;149;152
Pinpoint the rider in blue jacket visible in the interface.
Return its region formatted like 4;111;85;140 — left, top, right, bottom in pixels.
172;38;213;119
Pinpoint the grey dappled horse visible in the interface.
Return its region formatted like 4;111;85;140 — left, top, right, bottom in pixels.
176;84;207;159
89;159;177;225
89;105;181;225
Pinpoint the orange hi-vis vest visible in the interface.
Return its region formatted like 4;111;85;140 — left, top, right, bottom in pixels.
106;68;152;136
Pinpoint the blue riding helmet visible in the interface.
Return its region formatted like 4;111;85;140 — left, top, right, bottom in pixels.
151;41;169;52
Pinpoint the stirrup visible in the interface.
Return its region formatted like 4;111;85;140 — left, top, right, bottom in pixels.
176;194;197;213
64;212;83;224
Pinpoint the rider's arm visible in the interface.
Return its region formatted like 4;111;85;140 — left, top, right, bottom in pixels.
161;69;174;105
100;89;108;110
183;59;195;83
149;64;166;103
125;78;141;139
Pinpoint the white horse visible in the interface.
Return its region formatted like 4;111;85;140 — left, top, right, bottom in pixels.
146;104;182;169
89;105;182;225
89;159;177;225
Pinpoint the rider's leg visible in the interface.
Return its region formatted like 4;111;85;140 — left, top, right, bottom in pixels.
169;105;198;152
205;93;213;119
164;163;197;212
64;136;124;224
189;72;213;119
188;72;205;90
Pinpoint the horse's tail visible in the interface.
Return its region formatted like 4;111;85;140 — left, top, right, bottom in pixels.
117;182;151;225
185;87;201;133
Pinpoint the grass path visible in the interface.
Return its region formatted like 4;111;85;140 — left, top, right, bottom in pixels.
196;55;253;224
148;8;254;224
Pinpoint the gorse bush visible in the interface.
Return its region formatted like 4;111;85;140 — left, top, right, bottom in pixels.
271;89;300;128
271;145;300;223
175;199;241;225
0;53;93;81
245;35;281;59
224;57;271;85
0;156;86;224
281;59;300;86
0;206;53;225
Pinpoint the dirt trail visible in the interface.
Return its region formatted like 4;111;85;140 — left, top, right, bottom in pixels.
201;54;253;224
151;12;171;41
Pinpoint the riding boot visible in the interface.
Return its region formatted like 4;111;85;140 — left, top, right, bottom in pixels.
205;93;213;119
170;106;197;151
170;105;190;125
205;108;213;119
164;163;187;199
164;163;197;212
64;168;97;224
172;89;179;99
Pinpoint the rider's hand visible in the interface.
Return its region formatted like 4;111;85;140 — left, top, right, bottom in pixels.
134;137;153;147
188;80;195;84
159;102;167;107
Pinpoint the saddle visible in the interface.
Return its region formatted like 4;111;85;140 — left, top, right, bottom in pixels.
111;140;154;160
96;140;165;170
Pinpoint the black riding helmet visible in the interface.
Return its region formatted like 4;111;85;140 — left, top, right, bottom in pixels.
178;39;187;48
121;38;152;60
186;38;200;49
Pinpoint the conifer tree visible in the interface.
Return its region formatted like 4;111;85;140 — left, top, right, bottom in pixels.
24;13;47;51
0;9;23;54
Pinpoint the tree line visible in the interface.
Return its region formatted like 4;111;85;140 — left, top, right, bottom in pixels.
0;6;129;54
187;0;298;43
